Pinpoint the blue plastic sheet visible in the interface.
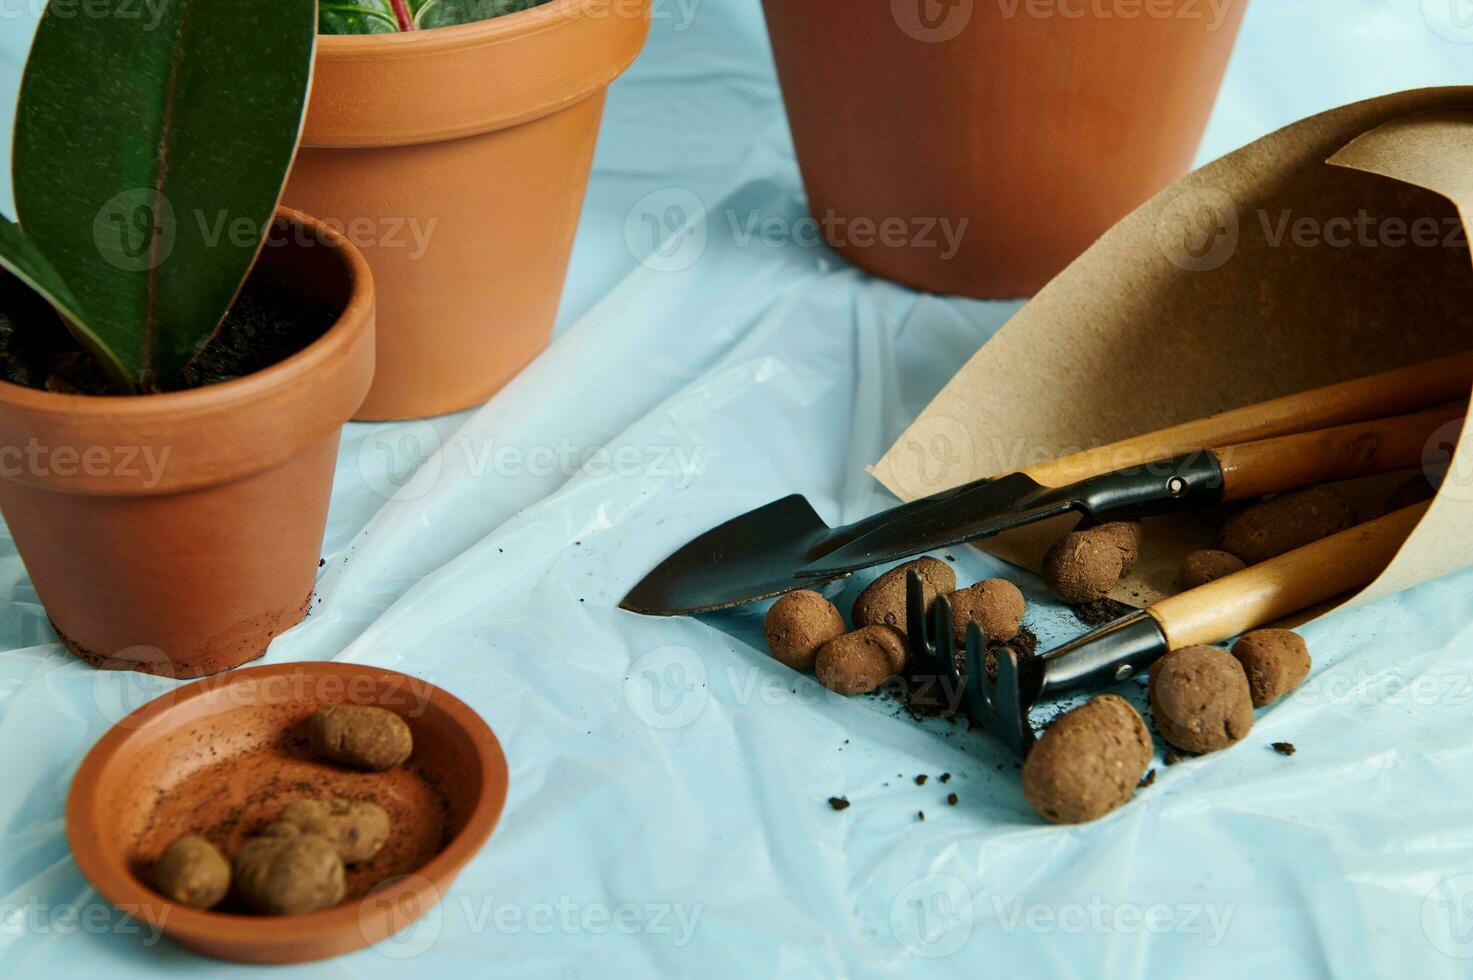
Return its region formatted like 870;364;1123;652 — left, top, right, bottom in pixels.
1;1;1472;976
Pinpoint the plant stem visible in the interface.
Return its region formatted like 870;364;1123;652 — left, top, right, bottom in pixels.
390;0;415;30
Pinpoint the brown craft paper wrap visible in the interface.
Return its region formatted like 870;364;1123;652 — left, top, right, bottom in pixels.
874;88;1473;612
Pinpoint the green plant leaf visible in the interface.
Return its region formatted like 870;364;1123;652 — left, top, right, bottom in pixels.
12;0;317;391
320;2;401;34
0;216;131;391
415;0;552;29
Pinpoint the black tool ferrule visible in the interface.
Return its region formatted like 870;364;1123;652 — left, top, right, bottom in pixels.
1071;450;1225;524
1035;611;1170;701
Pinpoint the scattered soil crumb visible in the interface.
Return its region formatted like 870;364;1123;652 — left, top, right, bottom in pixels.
1139;769;1156;788
939;773;951;783
1271;742;1296;756
828;797;850;811
914;775;927;786
1072;598;1136;627
1164;752;1184;766
946;793;958;806
917;811;925;822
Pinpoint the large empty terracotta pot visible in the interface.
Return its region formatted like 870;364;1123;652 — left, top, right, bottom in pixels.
0;208;375;678
761;0;1248;298
286;0;651;421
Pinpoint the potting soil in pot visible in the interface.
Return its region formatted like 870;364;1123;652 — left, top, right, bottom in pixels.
0;266;339;395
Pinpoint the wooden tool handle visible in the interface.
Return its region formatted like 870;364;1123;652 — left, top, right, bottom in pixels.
1147;502;1430;649
1021;351;1473;488
1216;404;1464;502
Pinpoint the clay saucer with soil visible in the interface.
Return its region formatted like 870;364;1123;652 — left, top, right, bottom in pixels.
66;662;508;964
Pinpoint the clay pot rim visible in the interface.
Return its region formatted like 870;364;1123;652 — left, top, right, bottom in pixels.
319;0;591;57
306;0;651;146
0;205;376;496
65;661;509;961
0;206;370;422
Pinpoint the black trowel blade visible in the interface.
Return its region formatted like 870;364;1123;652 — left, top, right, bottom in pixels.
619;495;847;616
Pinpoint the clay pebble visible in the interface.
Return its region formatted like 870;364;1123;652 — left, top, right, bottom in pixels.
1179;549;1246;590
1042;531;1124;604
281;796;391;865
154;834;230;910
1230;629;1311;707
1149;645;1253;754
948;578;1025;646
232;823;346;915
1218;488;1356;565
852;556;956;634
309;704;413;771
1089;521;1143;576
764;590;845;671
815;625;908;696
1021;694;1152;824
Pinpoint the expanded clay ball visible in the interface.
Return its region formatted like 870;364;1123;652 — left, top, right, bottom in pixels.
949;578;1025;646
233;823;346;915
1042;531;1123;604
309;705;413;772
154;834;230;910
281;796;391;865
815;626;908;696
1021;694;1152;825
852;557;956;633
1218;488;1356;565
764;590;845;671
1089;521;1143;576
1179;549;1247;590
1231;629;1311;707
1149;645;1253;754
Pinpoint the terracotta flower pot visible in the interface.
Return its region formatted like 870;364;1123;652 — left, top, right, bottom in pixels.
285;0;651;421
67;662;509;964
760;0;1248;298
0;208;375;678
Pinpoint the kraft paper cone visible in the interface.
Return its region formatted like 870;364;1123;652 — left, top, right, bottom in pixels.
874;87;1473;611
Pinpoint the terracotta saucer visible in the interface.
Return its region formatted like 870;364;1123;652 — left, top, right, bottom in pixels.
66;661;509;964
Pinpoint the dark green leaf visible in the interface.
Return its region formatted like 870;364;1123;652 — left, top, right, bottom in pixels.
320;2;401;34
13;0;317;390
0;216;128;390
415;0;552;29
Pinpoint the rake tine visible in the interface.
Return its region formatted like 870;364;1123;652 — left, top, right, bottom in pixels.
992;638;1037;757
905;571;947;679
961;620;992;722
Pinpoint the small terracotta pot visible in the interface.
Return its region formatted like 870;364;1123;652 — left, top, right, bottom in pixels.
760;0;1248;298
67;662;510;964
285;0;651;421
0;207;375;678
